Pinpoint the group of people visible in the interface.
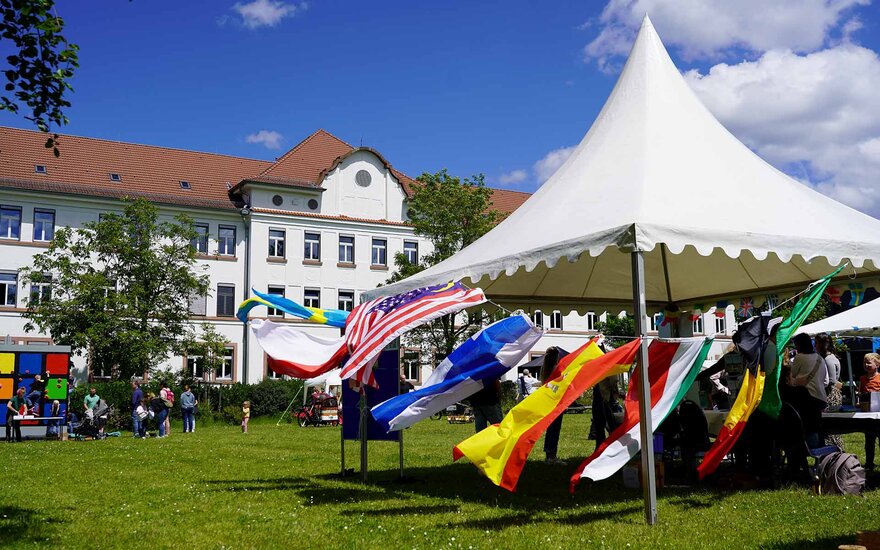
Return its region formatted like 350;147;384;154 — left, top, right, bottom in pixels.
129;380;198;438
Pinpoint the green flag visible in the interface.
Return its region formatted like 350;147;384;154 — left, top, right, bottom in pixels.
757;265;845;418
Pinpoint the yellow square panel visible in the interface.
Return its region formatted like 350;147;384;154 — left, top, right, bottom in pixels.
0;353;14;374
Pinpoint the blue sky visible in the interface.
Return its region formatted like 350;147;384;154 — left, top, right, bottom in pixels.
2;1;879;214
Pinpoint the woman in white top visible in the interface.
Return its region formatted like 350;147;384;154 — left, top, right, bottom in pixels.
788;333;828;448
815;332;844;448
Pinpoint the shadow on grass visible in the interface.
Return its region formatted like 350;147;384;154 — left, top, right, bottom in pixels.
0;506;58;546
203;476;309;493
358;505;461;517
763;534;854;549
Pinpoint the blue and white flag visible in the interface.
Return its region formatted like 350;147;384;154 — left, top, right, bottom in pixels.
370;314;543;432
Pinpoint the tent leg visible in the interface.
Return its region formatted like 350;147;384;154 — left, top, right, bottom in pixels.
360;391;368;482
632;250;657;525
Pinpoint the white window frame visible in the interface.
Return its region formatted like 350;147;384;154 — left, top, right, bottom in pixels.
338;235;354;263
186;354;206;380
304;232;321;261
218;347;234;380
531;310;544;328
267;285;285;317
32;209;55;242
0;271;17;306
29;276;52;305
268;229;286;258
192;223;209;254
550;310;563;330
692;315;704;334
338;290;354;312
586;311;597;331
217;284;235;317
403;240;418;264
303;288;320;309
714;315;727;335
371;238;387;266
218;225;236;256
651;313;662;332
0;205;21;240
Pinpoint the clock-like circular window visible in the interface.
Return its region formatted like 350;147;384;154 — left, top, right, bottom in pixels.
272;194;283;206
308;199;319;210
355;169;372;187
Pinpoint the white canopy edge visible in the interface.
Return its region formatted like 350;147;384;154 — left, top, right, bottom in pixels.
798;298;880;336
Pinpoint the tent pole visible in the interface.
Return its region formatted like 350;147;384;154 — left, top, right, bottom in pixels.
631;250;658;525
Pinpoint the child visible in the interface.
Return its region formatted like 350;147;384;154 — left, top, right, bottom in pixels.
135;398;149;439
241;401;250;433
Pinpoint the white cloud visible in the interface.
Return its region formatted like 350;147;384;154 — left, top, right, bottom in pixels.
584;0;868;69
684;45;880;216
533;146;576;183
232;0;306;29
245;130;284;150
498;169;528;185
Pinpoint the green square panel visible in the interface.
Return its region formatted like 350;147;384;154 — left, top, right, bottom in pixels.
0;353;13;374
46;378;68;400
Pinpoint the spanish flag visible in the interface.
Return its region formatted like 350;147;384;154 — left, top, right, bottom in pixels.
453;338;641;492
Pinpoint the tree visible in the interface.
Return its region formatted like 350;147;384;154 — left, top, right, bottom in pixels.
596;313;635;349
187;323;231;382
1;0;79;155
388;169;501;362
21;198;210;379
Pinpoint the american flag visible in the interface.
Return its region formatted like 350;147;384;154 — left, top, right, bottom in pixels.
340;282;487;387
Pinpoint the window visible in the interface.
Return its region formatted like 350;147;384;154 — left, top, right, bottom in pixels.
338;235;354;263
189;292;207;316
217;284;235;317
34;164;47;174
179;180;191;190
192;224;209;254
218;347;234;380
338;290;354;312
33;209;55;242
268;229;285;258
0;272;17;306
109;173;121;182
91;362;112;379
531;310;544;328
693;315;704;334
102;279;118;299
371;238;387;266
0;205;21;239
29;276;51;305
651;313;662;332
267;285;285;317
550;310;563;330
218;226;236;256
714;315;727;335
186;354;205;380
402;349;420;381
586;311;597;331
303;288;320;309
766;294;779;310
304;232;321;261
403;241;419;264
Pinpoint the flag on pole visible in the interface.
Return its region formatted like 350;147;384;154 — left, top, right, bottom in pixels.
453;338;641;492
236;288;349;327
756;265;844;418
370;315;543;432
249;319;348;379
570;337;713;491
340;282;487;387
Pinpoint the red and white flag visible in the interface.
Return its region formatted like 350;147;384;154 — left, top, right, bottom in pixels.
341;282;486;387
250;319;348;379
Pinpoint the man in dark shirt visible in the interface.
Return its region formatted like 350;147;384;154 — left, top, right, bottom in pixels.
131;380;144;438
468;377;503;432
26;374;46;412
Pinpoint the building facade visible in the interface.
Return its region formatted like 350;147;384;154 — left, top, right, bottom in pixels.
0;126;734;385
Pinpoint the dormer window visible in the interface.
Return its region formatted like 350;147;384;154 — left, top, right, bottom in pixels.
34;164;47;174
109;173;121;182
179;180;191;190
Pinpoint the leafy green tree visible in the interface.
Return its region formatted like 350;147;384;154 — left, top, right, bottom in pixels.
388;169;500;362
21;198;210;379
1;0;79;155
597;313;635;348
187;323;231;382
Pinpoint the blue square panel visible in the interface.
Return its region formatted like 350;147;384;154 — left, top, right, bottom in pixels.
0;405;6;425
18;377;34;395
18;353;42;376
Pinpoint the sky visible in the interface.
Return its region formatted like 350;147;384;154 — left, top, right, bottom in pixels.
2;0;880;216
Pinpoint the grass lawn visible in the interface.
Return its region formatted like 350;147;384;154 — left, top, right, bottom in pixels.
2;413;879;549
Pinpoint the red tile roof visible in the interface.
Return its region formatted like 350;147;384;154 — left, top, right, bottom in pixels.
0;126;529;215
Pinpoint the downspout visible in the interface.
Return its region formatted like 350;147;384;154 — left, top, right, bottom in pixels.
240;201;252;384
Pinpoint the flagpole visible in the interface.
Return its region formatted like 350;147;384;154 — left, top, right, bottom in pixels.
632;250;658;525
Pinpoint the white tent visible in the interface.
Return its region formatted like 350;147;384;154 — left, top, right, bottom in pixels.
799;299;880;336
365;16;880;523
303;369;342;399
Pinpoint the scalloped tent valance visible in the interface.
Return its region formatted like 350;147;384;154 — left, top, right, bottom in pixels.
366;17;880;306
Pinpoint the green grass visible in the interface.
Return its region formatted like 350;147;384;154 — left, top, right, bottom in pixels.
2;414;878;549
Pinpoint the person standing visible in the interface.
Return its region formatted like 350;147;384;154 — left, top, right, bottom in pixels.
6;387;27;442
540;348;566;464
517;369;540;402
180;385;197;433
159;381;173;437
469;377;503;432
859;353;880;470
130;380;144;438
590;375;621;449
134;398;149;438
46;400;62;438
149;392;167;438
241;401;251;433
83;387;100;412
815;333;844;449
788;333;827;449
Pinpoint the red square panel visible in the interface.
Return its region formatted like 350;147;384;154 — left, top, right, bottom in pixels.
46;354;69;375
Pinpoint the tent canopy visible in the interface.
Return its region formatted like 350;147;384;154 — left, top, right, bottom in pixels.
365;17;880;310
798;298;880;336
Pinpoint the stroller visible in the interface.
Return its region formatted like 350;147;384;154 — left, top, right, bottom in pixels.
72;399;111;439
